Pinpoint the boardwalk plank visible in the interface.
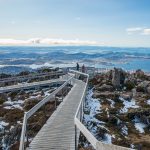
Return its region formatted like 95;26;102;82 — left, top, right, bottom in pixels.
29;79;86;150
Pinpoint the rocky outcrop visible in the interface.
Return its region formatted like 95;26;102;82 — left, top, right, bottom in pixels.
112;68;126;89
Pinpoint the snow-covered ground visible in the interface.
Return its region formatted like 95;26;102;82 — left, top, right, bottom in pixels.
83;89;112;144
0;121;9;130
84;89;105;126
119;97;139;113
3;99;24;110
0;85;63;149
133;117;147;133
147;99;150;105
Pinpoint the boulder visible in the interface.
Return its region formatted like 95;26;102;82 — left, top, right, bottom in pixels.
112;68;126;89
97;84;114;92
136;81;150;92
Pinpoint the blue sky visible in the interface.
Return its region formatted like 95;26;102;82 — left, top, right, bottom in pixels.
0;0;150;47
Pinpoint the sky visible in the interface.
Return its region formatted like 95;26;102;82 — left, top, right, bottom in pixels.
0;0;150;47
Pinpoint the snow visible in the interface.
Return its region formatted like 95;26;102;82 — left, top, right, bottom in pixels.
84;89;102;124
134;122;147;133
107;99;115;108
3;100;24;110
83;89;109;141
10;125;14;130
106;108;110;118
0;121;9;129
130;144;135;149
29;94;41;99
122;125;128;136
147;99;150;105
133;117;147;133
44;90;51;96
102;133;112;144
120;97;139;113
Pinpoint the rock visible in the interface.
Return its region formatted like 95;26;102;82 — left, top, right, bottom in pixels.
0;93;7;105
8;91;18;100
124;79;135;90
108;115;119;125
121;93;133;101
135;69;145;78
93;91;120;101
136;81;150;92
112;68;126;89
97;126;108;139
4;124;22;150
17;95;26;100
97;84;114;92
127;108;150;123
146;86;150;94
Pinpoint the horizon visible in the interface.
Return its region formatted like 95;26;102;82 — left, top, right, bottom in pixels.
0;0;150;47
1;44;150;49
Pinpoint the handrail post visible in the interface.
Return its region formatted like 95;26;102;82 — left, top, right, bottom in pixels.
19;112;27;150
75;125;77;150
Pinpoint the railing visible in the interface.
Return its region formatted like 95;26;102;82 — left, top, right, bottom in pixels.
73;70;133;150
0;71;65;83
19;74;74;150
19;69;133;150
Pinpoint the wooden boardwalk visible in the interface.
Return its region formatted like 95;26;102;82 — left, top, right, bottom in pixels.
0;78;66;93
29;79;86;150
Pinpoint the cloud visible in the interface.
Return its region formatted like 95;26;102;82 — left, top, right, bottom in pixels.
143;28;150;35
126;27;150;35
126;27;143;35
0;38;98;46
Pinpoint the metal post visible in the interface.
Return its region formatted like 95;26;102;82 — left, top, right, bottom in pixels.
26;124;29;148
80;104;82;122
61;88;63;101
75;125;77;150
55;95;57;109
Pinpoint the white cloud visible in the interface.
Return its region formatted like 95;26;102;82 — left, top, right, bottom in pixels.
143;28;150;35
126;27;143;35
0;38;98;46
126;27;150;35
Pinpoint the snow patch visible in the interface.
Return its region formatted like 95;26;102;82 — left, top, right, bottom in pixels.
122;125;128;136
102;133;112;144
0;121;9;130
147;99;150;105
3;100;24;110
135;122;147;133
120;97;139;113
84;89;101;123
107;99;115;108
133;117;147;133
